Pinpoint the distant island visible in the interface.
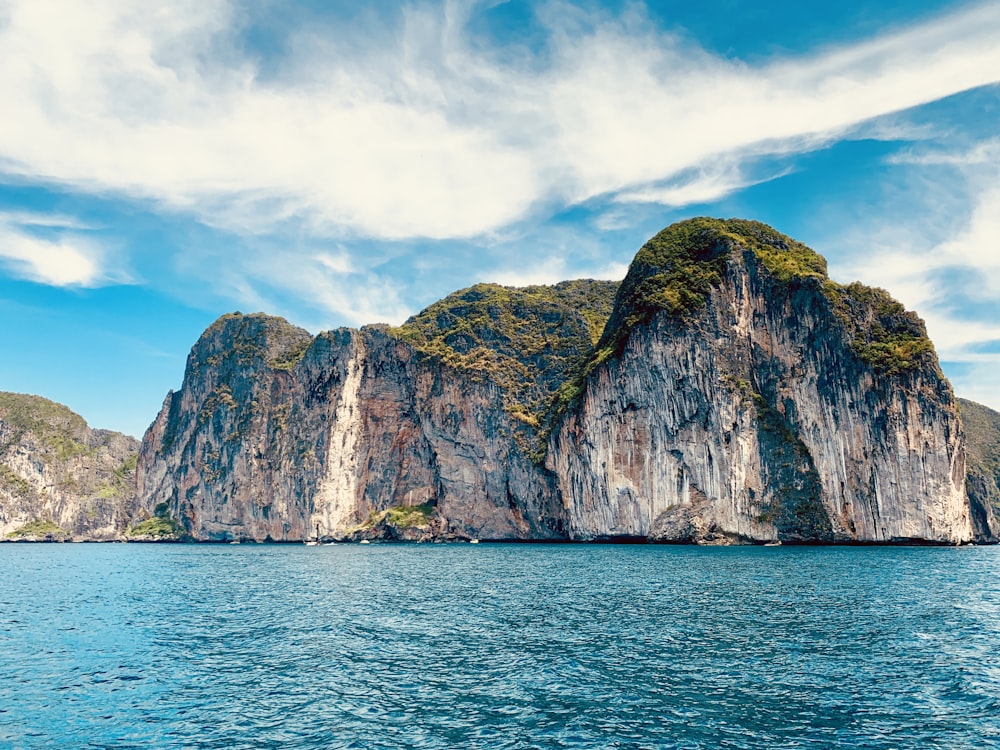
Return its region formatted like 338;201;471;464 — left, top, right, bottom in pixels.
3;218;999;544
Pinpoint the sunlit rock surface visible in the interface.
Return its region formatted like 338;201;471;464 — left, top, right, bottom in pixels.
137;219;980;544
0;393;138;541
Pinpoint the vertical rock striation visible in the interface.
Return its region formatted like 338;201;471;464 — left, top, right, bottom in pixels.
137;311;576;541
136;219;979;544
547;219;971;544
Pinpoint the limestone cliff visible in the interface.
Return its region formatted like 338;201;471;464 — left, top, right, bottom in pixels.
0;392;139;541
137;219;978;544
547;219;970;543
958;398;1000;542
136;306;581;541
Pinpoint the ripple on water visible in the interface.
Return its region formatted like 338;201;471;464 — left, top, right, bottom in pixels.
1;544;999;749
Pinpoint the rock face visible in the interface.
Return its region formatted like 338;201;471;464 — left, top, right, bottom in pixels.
137;312;572;541
547;220;969;544
0;392;139;541
137;219;979;544
958;398;1000;542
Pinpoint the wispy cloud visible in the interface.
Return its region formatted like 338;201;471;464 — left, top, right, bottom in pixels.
0;210;99;230
484;257;628;288
829;134;1000;408
888;137;1000;167
170;238;413;329
0;0;998;240
946;363;1000;411
0;212;114;287
614;157;794;208
281;261;413;329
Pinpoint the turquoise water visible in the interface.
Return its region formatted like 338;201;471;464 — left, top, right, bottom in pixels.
1;543;998;749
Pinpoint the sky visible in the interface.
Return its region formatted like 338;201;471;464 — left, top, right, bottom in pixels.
0;0;998;438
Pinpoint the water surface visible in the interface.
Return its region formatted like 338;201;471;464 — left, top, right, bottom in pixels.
1;543;998;748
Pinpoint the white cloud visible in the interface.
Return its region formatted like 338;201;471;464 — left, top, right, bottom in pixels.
843;115;942;144
0;213;112;286
614;159;794;208
267;260;413;329
172;239;412;328
616;174;751;209
0;0;998;239
934;188;1000;299
828;135;1000;412
315;252;353;275
0;233;99;286
0;211;98;230
888;138;1000;167
946;362;1000;414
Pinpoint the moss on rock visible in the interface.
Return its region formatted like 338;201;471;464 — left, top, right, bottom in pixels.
126;516;187;540
0;392;91;460
347;502;437;536
959;398;1000;532
0;463;32;498
824;282;936;375
389;279;618;439
6;519;69;540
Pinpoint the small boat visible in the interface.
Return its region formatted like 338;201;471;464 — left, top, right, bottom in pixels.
764;540;782;547
470;539;480;544
230;539;240;545
359;539;371;544
305;523;321;546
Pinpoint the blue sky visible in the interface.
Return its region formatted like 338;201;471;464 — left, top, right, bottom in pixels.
0;0;998;438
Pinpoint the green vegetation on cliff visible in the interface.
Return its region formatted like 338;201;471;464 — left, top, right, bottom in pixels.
165;313;314;455
611;218;826;335
383;219;938;459
553;219;827;416
269;338;312;370
0;392;140;541
126;516;187;539
196;313;314;373
0;463;31;498
960;398;1000;469
350;503;436;533
824;282;936;375
0;392;90;460
958;398;1000;538
960;398;1000;487
6;519;67;539
389;280;618;432
383;503;435;529
93;453;140;500
548;218;936;426
126;499;187;539
573;220;828;396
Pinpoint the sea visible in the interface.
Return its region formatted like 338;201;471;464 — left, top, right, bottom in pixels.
1;543;998;749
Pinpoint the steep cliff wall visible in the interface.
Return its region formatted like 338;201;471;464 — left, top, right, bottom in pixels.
958;397;1000;542
547;219;971;544
137;313;322;541
5;222;989;545
136;219;978;544
137;311;572;541
0;392;139;540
